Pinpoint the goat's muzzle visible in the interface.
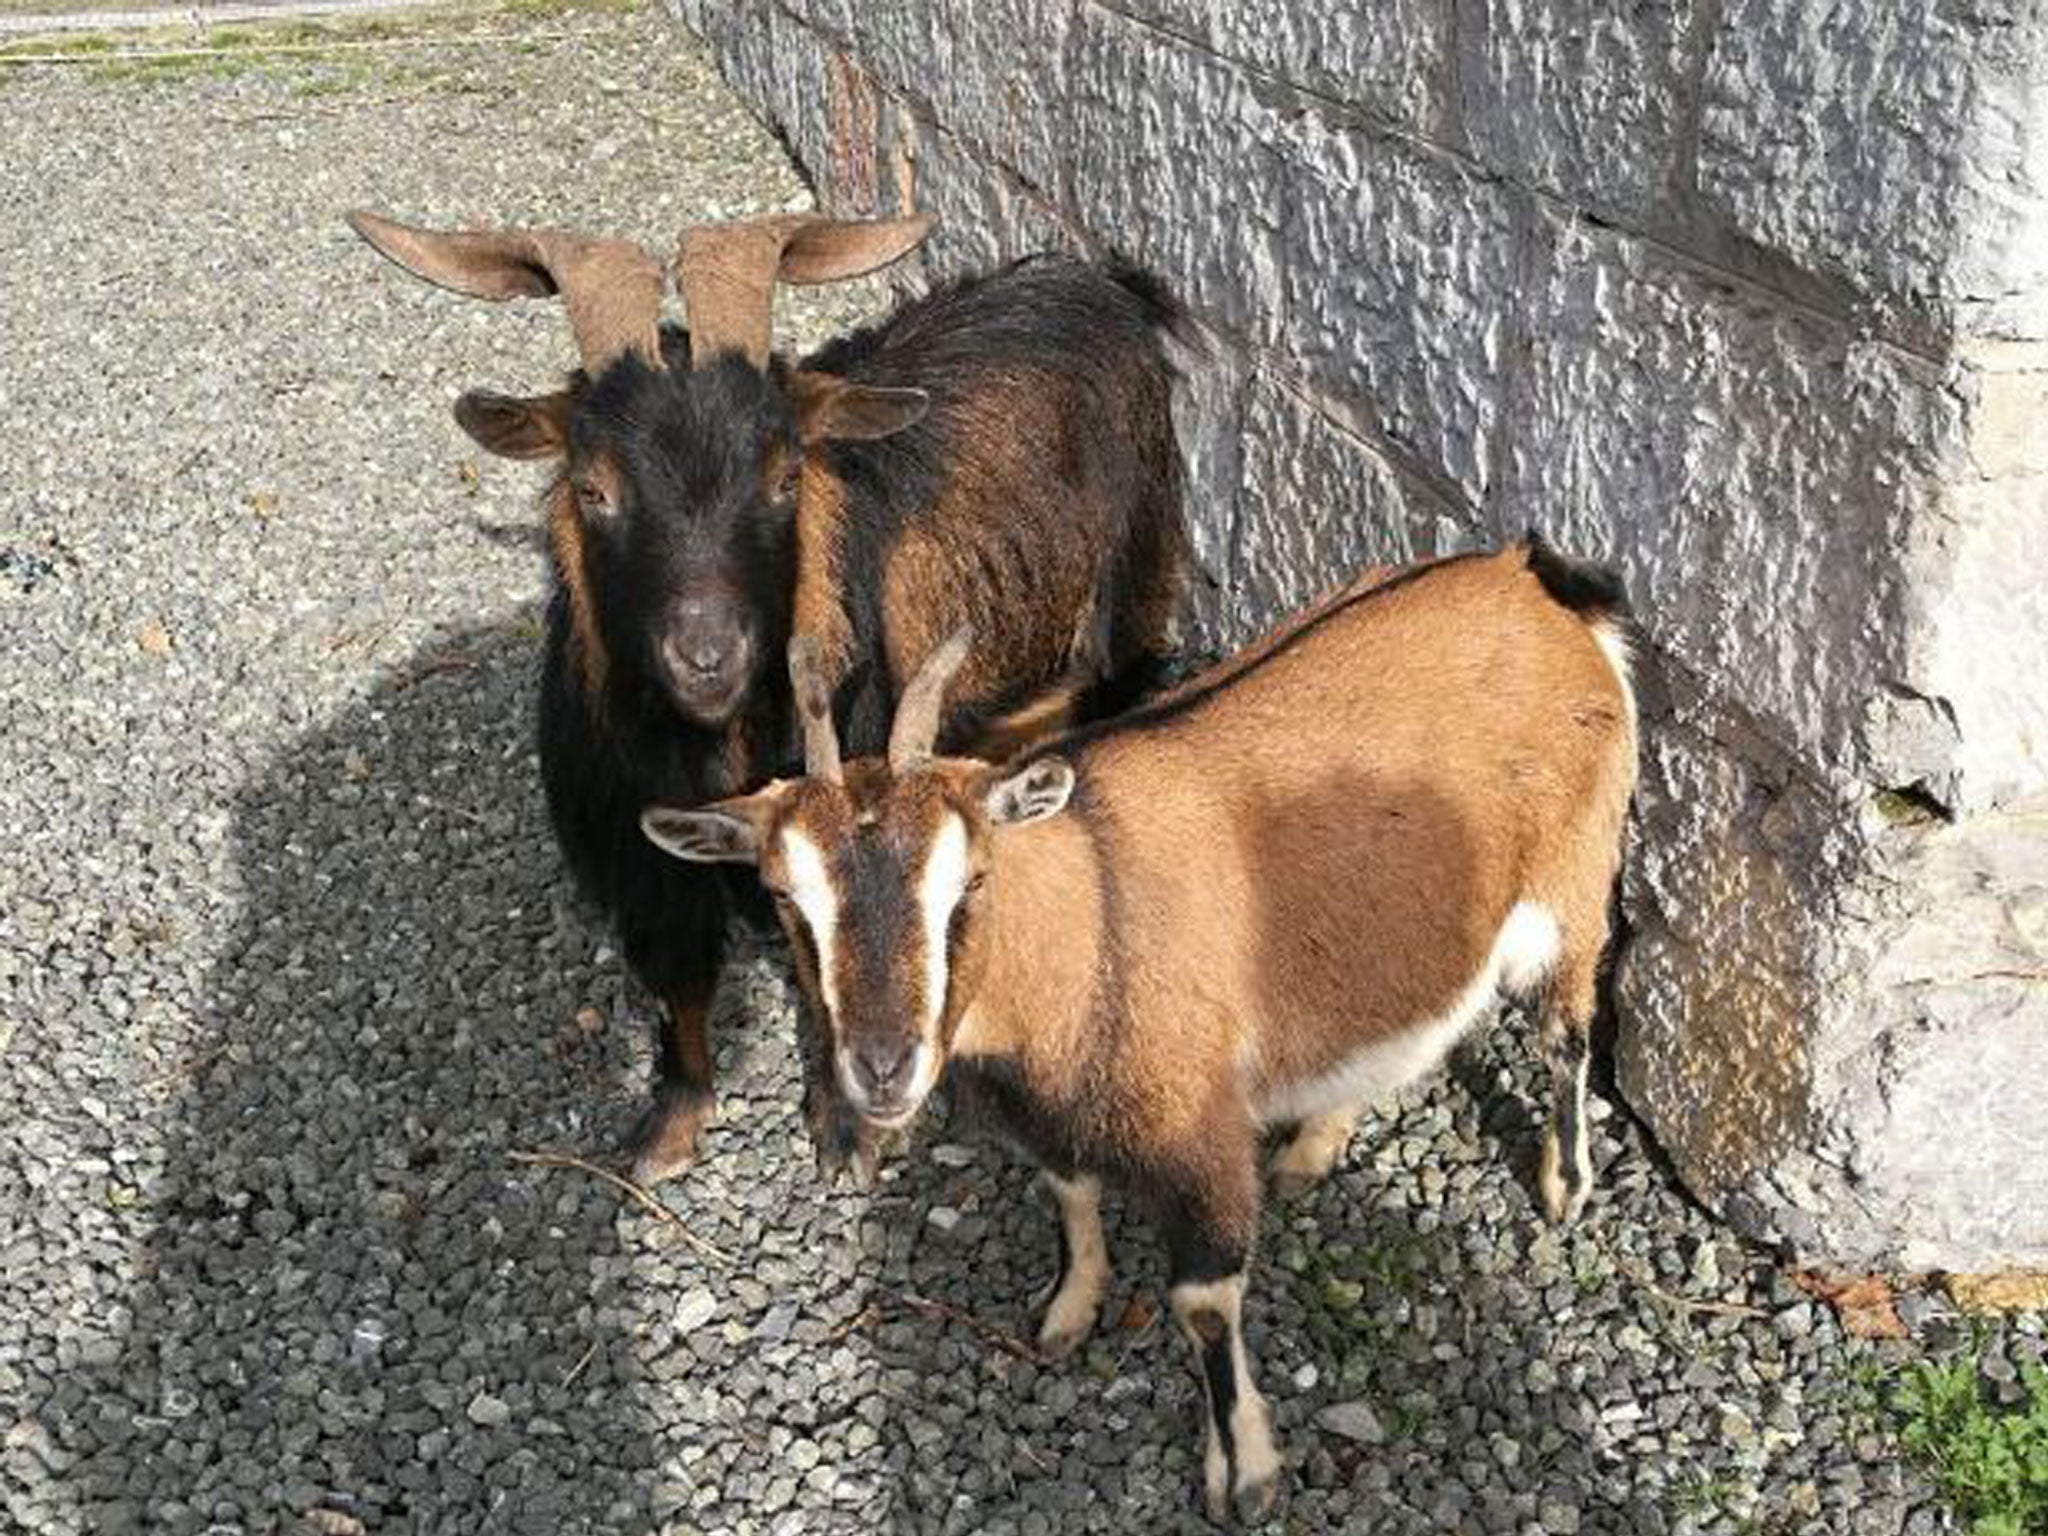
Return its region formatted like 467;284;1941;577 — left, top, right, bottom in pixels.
840;1037;931;1128
658;596;753;725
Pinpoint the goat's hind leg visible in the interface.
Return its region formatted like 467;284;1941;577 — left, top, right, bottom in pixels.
1269;1103;1363;1201
1535;961;1598;1224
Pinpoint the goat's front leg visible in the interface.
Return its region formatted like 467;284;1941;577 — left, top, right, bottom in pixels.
625;962;721;1187
1035;1170;1111;1359
1162;1150;1280;1524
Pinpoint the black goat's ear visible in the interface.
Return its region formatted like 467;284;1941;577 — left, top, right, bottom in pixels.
454;389;573;460
640;804;764;865
983;757;1075;828
790;371;929;445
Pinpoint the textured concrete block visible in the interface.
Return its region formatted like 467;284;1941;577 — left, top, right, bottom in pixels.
1165;335;1249;645
1226;370;1464;644
1836;798;2048;1269
849;0;1071;196
1497;208;1967;789
1067;6;1289;343
1280;118;1523;505
1456;0;1698;223
1615;679;1846;1232
1622;693;2048;1268
1213;0;1451;134
1698;0;2048;338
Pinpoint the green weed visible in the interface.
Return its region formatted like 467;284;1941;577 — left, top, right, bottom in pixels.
1893;1357;2048;1536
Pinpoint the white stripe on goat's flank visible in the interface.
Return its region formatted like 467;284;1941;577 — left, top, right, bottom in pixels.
915;814;970;1033
780;829;841;1020
1256;900;1561;1126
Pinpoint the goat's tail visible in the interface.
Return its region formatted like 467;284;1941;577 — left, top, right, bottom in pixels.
1523;531;1630;622
1103;255;1204;357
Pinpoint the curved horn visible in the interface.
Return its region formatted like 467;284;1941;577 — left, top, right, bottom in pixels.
347;210;665;374
675;212;933;370
888;626;973;773
787;636;843;785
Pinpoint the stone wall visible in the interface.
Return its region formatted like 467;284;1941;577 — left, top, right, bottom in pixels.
670;0;2048;1271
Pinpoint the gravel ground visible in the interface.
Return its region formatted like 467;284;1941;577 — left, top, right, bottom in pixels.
1;6;2038;1535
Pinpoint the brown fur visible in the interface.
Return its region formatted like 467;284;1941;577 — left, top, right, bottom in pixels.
546;478;607;702
879;387;1180;716
791;459;855;684
955;550;1633;1130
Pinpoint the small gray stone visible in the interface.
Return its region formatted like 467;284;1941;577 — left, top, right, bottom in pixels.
1313;1401;1385;1445
465;1393;511;1429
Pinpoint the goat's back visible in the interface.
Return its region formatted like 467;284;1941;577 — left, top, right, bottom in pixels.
802;257;1190;754
1050;546;1636;1108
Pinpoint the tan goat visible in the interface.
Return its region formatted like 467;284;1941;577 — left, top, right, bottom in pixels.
641;540;1639;1521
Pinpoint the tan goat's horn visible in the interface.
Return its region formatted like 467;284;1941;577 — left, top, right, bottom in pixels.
347;210;666;374
888;626;973;773
674;212;933;371
787;636;844;785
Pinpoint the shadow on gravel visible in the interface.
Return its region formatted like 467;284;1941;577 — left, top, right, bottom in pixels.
52;620;664;1535
850;1066;1664;1535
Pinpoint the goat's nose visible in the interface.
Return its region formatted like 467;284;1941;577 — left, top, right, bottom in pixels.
854;1039;914;1097
666;599;741;676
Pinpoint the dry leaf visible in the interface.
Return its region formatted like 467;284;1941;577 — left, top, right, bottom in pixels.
1116;1293;1157;1332
1791;1267;1908;1340
304;1511;366;1536
1944;1270;2048;1314
574;1005;605;1039
137;618;172;657
456;460;482;495
245;489;281;520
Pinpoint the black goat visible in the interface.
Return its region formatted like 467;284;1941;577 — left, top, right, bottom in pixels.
350;209;1191;1183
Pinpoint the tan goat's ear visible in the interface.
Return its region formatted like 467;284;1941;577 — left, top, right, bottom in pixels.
984;757;1075;828
790;371;929;445
641;801;769;865
454;390;574;460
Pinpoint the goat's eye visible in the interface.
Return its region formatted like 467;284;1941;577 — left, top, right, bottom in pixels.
963;871;988;898
773;458;802;506
574;479;613;520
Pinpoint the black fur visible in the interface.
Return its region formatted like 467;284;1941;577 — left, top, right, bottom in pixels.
535;252;1190;1161
1524;530;1630;618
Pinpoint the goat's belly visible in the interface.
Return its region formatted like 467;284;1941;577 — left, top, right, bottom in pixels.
1253;901;1560;1127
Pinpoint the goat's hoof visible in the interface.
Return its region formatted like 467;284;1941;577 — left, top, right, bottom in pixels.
1232;1470;1281;1526
1268;1166;1323;1204
1034;1311;1096;1362
1204;1465;1281;1527
1537;1144;1590;1225
807;1095;881;1190
624;1087;715;1187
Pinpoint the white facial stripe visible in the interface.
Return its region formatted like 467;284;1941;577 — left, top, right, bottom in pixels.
915;813;971;1036
779;828;841;1020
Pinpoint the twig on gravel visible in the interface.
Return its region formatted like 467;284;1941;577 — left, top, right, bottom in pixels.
390;653;477;691
1637;1279;1769;1320
507;1149;734;1267
897;1291;1051;1364
323;621;396;655
561;1340;598;1387
822;1300;885;1345
816;1288;1049;1364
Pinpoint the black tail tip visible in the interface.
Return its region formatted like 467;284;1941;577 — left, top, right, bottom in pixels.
1524;531;1630;617
1103;254;1204;354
